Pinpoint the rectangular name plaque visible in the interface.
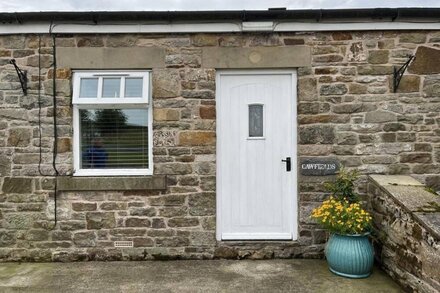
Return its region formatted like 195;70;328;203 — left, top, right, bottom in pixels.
300;158;340;176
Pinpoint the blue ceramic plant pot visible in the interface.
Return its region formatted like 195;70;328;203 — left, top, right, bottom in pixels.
325;233;374;279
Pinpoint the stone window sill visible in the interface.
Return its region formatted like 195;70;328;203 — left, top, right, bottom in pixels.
57;175;167;191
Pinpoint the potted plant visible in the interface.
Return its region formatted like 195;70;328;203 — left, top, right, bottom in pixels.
311;169;374;278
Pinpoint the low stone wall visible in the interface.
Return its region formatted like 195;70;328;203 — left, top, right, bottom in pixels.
368;175;440;293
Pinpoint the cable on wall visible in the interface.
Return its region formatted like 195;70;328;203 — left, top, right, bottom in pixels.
37;35;51;177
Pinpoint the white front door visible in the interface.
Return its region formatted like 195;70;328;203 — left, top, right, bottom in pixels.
216;70;297;240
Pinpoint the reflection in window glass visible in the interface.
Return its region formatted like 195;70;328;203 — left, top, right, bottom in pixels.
79;78;98;98
102;78;121;98
125;78;143;97
249;104;264;137
79;108;149;169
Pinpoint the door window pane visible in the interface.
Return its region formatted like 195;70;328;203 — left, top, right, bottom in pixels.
79;108;149;169
125;78;143;97
102;78;121;98
79;78;98;98
249;104;264;137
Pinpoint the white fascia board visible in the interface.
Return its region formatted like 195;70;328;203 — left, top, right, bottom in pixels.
242;21;274;31
274;21;440;32
0;21;440;35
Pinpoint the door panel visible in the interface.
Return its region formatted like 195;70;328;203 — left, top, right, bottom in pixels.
217;71;297;240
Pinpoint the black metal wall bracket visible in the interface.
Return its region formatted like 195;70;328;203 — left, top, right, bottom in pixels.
9;59;27;95
393;55;415;93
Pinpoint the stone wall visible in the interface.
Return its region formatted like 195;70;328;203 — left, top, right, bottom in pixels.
0;31;439;261
368;175;440;293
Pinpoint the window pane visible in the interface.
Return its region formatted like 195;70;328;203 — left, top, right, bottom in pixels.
79;108;149;169
79;78;98;98
102;78;121;98
125;78;143;97
249;104;264;137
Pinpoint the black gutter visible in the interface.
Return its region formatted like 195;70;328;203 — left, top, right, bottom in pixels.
0;8;439;24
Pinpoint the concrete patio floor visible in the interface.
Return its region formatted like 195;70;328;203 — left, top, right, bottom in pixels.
0;259;402;293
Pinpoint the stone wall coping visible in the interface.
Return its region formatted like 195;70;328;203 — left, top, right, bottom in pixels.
369;174;425;187
368;175;440;240
57;176;167;191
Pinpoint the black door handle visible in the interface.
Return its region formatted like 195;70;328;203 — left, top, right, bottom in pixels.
281;157;291;172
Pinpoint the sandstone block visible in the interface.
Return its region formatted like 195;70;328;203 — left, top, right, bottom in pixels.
0;231;16;247
25;230;49;241
133;237;154;247
155;236;189;247
332;103;376;114
3;36;26;49
299;125;335;144
51;231;72;241
188;193;215;216
298;77;318;101
100;202;127;210
396;132;416;142
368;50;389;64
396;75;420;93
348;42;366;62
154;163;193;175
149;194;186;206
154;109;180;121
178;131;215;146
313;54;344;63
348;83;367;94
214;246;238;259
110;229;146;237
168;217;199;227
130;207;156;217
299;114;350;124
125;218;151;227
181;90;214;99
73;231;96;247
72;202;98;212
383;123;406;132
408;46;440;74
400;153;432;163
399;33;426;44
47;68;72;79
357;65;393;75
4;213;44;229
158;206;188;217
199;106;216;119
56;138;71;153
320;84;348;96
336;132;358;145
152;218;166;229
153;70;180;98
7;128;31;147
219;36;245;47
423;76;440;97
378;39;395;49
192;34;218;46
86;212;116;230
365;111;397;123
2;177;33;194
283;38;305;45
425;175;440;190
332;32;352;40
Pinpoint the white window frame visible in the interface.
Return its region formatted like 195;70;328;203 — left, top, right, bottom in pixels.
72;70;153;176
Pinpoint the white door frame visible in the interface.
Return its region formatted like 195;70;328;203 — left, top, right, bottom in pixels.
215;69;298;241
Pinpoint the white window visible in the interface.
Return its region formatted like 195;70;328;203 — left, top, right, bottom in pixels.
72;70;152;176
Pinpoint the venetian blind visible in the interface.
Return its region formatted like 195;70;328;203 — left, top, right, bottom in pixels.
79;108;149;169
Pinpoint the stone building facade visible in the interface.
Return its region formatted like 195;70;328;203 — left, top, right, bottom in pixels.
0;10;439;262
